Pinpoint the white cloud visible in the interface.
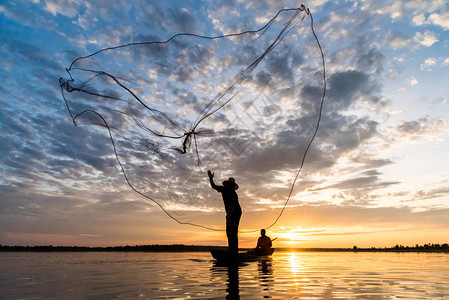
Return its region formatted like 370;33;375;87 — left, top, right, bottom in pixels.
420;57;437;70
255;16;270;24
386;69;400;79
412;14;426;26
442;58;449;66
44;0;80;18
72;14;90;30
387;33;409;49
410;77;419;85
391;11;401;19
413;30;438;47
428;11;449;30
360;0;405;19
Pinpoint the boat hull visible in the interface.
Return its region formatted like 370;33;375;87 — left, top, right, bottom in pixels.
210;248;274;263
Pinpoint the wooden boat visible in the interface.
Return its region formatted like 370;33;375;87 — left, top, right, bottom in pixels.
210;248;274;263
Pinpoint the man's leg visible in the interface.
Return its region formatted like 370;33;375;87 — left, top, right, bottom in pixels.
226;222;238;251
227;214;241;251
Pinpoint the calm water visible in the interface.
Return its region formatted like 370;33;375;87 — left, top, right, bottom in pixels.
1;251;449;299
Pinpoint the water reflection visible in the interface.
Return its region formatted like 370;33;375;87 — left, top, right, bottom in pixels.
258;258;273;298
211;257;275;300
287;252;304;288
226;264;240;300
2;252;449;299
211;261;243;299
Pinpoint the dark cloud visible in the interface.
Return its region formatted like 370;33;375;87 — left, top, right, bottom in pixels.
169;7;197;32
318;114;379;156
326;70;379;111
266;51;294;83
395;116;444;138
184;44;215;66
356;47;385;75
228;108;381;200
401;187;449;202
4;40;62;73
0;111;34;140
324;176;399;190
254;71;273;89
362;169;382;176
351;157;394;169
128;34;169;60
397;120;422;134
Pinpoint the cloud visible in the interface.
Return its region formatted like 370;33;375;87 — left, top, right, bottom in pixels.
351;157;394;169
72;14;93;31
386;69;400;79
169;7;197;32
321;175;399;194
230;111;381;201
413;30;439;47
278;204;449;228
386;32;409;49
4;40;62;73
401;187;449;202
395;116;445;140
396;120;421;134
409;77;419;85
387;30;439;50
427;11;449;30
360;0;408;19
44;0;81;18
359;0;446;21
412;13;426;26
356;47;385;75
0;1;58;31
326;70;380;111
420;57;437;70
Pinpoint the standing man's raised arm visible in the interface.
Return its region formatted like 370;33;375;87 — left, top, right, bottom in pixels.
208;170;219;191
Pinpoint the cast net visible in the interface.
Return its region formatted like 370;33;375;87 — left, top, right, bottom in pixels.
59;6;325;231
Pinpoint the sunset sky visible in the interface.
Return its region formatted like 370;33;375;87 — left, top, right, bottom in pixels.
1;0;448;249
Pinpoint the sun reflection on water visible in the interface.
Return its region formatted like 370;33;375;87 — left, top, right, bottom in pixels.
287;252;305;287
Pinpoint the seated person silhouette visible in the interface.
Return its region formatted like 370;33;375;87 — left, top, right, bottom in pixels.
255;229;272;255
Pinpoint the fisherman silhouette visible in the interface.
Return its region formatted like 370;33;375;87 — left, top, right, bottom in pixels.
208;170;242;252
255;229;272;255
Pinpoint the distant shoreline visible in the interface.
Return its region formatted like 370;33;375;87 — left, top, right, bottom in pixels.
1;244;448;253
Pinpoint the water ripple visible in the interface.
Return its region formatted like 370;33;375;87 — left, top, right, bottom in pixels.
1;251;449;299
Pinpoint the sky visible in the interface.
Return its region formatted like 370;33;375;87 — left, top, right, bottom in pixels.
1;0;448;249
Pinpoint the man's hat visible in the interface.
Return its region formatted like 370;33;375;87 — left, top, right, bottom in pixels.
223;177;239;190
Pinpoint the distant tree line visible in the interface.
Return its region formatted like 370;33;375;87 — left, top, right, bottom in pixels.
0;244;227;252
1;243;448;252
352;243;449;251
